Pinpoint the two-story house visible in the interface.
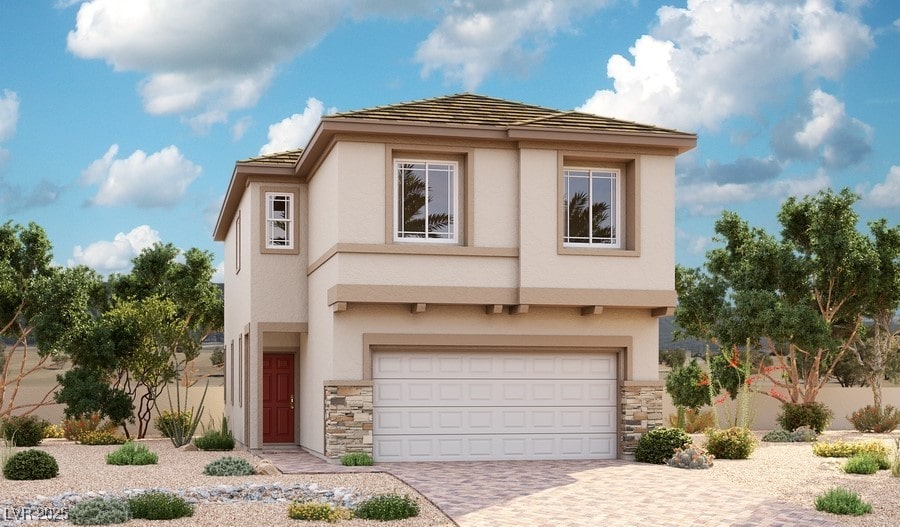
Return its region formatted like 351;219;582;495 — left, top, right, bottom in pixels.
213;94;696;461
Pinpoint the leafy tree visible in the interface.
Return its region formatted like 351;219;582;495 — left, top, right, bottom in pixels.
0;222;99;417
60;243;223;438
675;189;891;404
665;360;712;428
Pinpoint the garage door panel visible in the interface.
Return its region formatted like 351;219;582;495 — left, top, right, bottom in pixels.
373;351;618;461
375;379;617;406
374;406;615;434
373;352;616;380
374;433;617;461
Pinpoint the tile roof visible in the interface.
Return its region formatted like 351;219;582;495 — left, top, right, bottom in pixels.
329;93;692;136
238;148;303;165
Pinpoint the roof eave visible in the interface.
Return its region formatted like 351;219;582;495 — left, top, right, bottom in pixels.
213;163;296;241
506;126;698;154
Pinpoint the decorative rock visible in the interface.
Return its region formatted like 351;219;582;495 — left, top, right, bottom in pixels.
177;443;198;451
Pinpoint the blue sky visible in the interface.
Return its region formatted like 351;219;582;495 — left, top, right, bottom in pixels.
1;0;898;281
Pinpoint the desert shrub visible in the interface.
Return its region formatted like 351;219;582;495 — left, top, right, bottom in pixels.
705;427;757;460
68;497;131;525
0;415;46;447
43;423;65;439
106;442;158;466
354;494;420;521
127;491;193;520
63;413;107;441
79;430;127;446
3;449;59;480
813;440;888;458
210;347;225;368
340;452;374;466
154;410;193;438
287;501;353;522
815;488;872;516
842;453;880;475
848;405;900;433
762;426;817;443
667;445;714;469
203;456;255;476
633;427;692;464
667;408;716;433
194;416;234;451
776;402;832;433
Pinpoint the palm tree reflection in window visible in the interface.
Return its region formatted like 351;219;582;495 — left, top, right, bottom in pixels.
564;169;617;245
397;162;454;239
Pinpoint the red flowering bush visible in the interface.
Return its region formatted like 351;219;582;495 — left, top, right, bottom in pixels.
848;405;900;433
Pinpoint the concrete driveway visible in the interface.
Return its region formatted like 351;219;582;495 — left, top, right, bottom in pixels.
265;452;845;527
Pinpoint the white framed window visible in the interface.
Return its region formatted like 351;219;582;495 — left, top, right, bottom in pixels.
265;192;293;249
563;167;621;248
394;160;457;242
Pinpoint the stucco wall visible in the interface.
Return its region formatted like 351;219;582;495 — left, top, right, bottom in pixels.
223;188;252;444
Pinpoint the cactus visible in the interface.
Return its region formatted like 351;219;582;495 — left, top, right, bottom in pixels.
667;446;714;469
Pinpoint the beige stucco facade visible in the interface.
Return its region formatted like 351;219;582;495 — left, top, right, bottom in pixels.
214;94;696;460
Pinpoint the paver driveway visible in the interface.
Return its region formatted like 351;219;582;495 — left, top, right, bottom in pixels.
265;452;846;527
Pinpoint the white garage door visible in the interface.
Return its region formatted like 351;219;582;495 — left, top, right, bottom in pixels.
372;350;618;461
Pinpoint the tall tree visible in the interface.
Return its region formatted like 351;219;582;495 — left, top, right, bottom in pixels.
675;189;890;404
60;243;223;438
0;221;99;417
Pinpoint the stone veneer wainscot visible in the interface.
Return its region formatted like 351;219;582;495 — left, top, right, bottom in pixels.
324;383;373;460
620;382;664;459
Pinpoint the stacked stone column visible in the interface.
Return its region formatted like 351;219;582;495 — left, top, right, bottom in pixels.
324;383;373;459
620;381;663;459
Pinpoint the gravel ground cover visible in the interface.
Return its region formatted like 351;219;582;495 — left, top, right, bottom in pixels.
698;430;899;527
1;432;897;526
0;439;452;526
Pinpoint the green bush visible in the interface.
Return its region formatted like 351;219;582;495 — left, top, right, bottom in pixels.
634;427;692;464
3;449;59;480
340;452;374;466
354;494;420;521
776;402;832;433
705;427;757;460
667;408;716;433
761;426;817;443
287;501;353;522
665;360;712;413
210;347;225;368
79;430;127;445
842;453;880;475
127;491;193;520
106;442;158;466
666;445;714;469
815;488;872;516
1;415;47;447
62;414;108;441
848;405;900;433
194;416;235;451
813;440;888;458
154;410;193;438
203;456;255;476
659;349;686;369
68;497;131;525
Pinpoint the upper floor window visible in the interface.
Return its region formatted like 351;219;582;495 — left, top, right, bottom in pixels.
563;168;621;248
394;160;457;242
265;192;294;249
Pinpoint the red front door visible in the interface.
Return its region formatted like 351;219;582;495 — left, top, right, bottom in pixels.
263;353;295;443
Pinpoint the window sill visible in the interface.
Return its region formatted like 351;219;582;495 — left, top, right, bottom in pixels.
261;246;300;255
558;246;640;257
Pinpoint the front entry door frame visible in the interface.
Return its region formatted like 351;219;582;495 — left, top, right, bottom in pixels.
263;352;295;443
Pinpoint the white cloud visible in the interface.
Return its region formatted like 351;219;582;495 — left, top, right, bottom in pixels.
678;171;831;216
416;1;612;90
80;144;202;208
677;229;710;255
862;166;900;208
212;261;225;284
67;1;346;123
0;89;18;142
70;225;161;275
771;89;872;169
231;117;253;141
260;98;327;155
580;0;874;131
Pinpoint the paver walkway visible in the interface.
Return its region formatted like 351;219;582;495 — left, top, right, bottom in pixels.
263;451;846;527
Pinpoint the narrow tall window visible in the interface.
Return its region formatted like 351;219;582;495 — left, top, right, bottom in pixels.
235;212;241;272
563;168;621;247
394;160;457;242
265;192;293;249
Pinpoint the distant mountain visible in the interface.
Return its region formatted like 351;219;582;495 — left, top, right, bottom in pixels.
658;316;717;356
